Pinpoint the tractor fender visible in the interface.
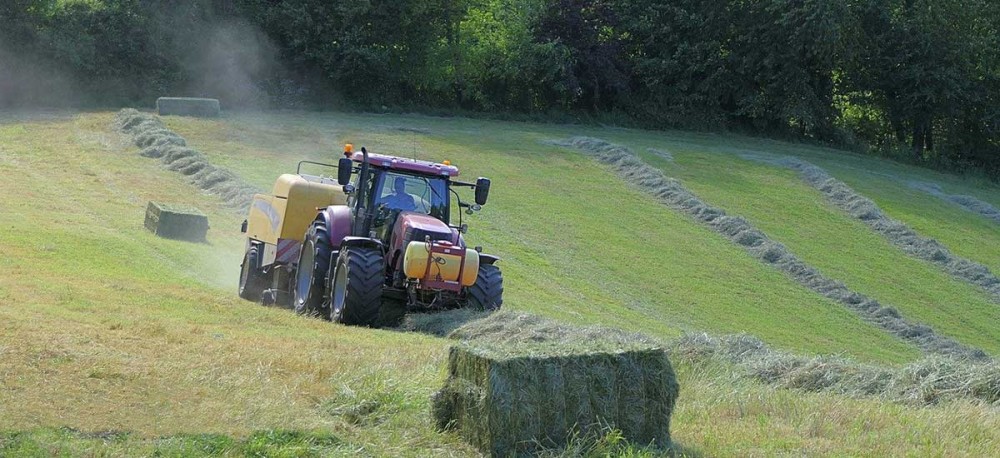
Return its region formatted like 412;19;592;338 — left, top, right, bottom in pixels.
340;237;384;252
317;205;352;246
479;253;501;265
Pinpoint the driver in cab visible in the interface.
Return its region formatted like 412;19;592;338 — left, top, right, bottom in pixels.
383;177;416;212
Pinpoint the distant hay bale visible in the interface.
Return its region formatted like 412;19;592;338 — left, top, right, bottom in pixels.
156;97;221;117
144;201;209;242
434;312;678;456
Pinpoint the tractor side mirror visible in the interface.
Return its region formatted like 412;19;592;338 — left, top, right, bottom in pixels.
338;157;353;185
475;177;491;206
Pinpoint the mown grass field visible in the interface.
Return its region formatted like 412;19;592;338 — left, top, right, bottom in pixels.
1;110;999;456
166;112;920;364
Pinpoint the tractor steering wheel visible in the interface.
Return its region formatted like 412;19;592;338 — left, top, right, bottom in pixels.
373;203;391;227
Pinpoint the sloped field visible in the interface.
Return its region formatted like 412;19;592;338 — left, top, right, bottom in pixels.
164;112;920;364
2;110;999;456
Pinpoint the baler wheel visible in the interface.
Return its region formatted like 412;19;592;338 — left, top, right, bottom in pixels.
238;246;266;302
293;222;332;318
467;264;503;311
330;247;383;326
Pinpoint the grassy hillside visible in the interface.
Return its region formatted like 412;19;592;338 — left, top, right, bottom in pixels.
630;150;1000;355
165;112;923;364
1;110;999;456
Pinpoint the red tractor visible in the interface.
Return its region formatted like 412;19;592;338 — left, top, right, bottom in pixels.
239;145;502;327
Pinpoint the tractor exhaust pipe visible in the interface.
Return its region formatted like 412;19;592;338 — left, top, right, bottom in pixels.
353;146;371;237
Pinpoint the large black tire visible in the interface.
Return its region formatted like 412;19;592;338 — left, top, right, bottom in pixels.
238;245;266;302
330;247;384;326
293;223;332;318
467;264;503;311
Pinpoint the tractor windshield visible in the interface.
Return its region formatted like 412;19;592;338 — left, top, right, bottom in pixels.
375;171;449;221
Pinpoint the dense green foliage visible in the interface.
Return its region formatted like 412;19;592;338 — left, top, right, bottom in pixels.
1;0;999;177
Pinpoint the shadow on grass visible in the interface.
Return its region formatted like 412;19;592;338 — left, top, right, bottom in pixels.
393;308;494;338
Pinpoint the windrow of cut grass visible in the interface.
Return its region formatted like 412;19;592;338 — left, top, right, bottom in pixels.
164;111;920;364
556;137;983;360
629;145;1000;357
739;153;1000;304
818;161;1000;275
910;180;1000;225
620;129;1000;275
114;109;261;212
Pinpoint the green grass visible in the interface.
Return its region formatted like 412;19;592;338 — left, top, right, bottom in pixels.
165;112;922;364
627;149;1000;356
817;160;1000;274
2;110;1000;455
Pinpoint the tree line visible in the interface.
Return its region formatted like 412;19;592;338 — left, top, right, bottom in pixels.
2;0;999;178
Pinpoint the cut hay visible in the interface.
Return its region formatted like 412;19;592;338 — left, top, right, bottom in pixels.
113;108;260;212
156;97;221;118
556;137;987;360
671;332;1000;406
144;201;209;242
396;309;492;336
910;181;1000;225
740;153;1000;303
434;311;678;456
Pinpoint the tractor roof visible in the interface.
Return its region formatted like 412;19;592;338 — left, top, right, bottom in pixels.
349;151;460;177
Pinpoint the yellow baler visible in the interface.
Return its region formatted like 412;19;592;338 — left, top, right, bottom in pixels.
240;169;347;302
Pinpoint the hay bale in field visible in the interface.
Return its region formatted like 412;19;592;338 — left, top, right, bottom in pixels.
434;312;678;456
144;201;209;242
156;97;221;117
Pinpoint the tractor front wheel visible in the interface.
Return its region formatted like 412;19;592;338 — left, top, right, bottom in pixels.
467;264;503;311
293;223;332;318
330;247;384;326
238;245;266;302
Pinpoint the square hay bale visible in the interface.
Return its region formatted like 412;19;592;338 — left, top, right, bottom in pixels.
433;339;678;456
144;201;209;242
156;97;221;117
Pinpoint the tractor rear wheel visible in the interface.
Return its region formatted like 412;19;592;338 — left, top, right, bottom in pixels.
238;245;266;302
330;247;384;326
293;223;332;318
467;264;503;311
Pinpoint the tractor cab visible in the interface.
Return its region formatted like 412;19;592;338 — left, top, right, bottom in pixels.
337;147;490;242
350;161;452;241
